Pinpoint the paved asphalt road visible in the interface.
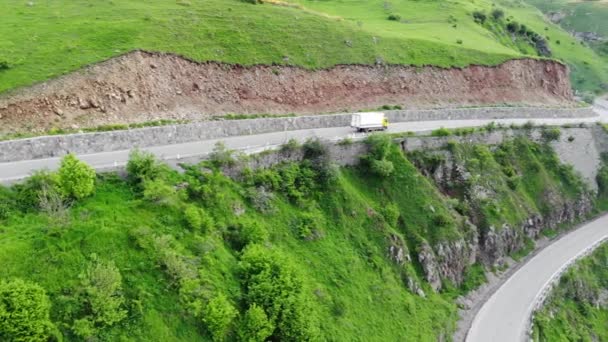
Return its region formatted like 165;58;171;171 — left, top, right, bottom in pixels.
466;214;608;342
1;112;607;184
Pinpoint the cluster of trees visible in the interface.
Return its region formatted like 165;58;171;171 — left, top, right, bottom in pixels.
472;8;551;56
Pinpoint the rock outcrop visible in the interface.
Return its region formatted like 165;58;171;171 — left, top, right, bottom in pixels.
408;141;594;289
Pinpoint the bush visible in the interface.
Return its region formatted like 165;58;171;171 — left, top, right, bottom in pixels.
0;187;16;220
239;304;274;342
506;21;520;33
0;279;55;342
14;170;59;210
203;294;238;342
541;128;561;142
365;134;393;160
241;0;263;3
57;154;96;199
491;9;504;20
387;14;401;21
433;213;451;227
456;39;463;44
228;219;269;249
239;245;320;340
209;142;236;167
184;205;203;230
0;61;9;70
302;138;335;185
380;203;400;228
364;134;396;177
142;178;177;205
280;138;300;154
472;11;487;23
245;186;275;214
371;159;395;177
431;127;451;137
127;149;169;188
80;258;128;327
596;165;608;199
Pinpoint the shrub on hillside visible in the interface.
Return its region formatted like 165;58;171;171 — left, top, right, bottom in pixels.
209;142;237;168
14;170;60;210
239;304;274;342
183;204;214;232
541;128;561;142
363;134;396;177
0;279;55;342
597;165;608;199
203;294;238;342
371;159;395;177
380;203;400;228
142;178;177;205
79;259;128;328
506;21;520;33
0;61;9;71
431;127;451;137
245;186;275;214
239;245;320;340
302;138;336;185
472;11;487;23
0;186;16;220
387;14;401;21
127;149;168;188
491;9;504;20
57;154;96;199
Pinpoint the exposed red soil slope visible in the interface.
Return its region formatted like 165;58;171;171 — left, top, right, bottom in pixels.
0;50;574;134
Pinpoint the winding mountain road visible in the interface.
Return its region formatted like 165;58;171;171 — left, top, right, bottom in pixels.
0;112;606;185
466;214;608;342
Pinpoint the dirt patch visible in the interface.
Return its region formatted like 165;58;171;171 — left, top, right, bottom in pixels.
0;50;574;134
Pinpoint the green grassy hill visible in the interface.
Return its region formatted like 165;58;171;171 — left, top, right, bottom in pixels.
522;0;608;91
0;0;606;96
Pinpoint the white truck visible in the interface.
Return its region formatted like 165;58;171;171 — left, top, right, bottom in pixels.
350;112;389;132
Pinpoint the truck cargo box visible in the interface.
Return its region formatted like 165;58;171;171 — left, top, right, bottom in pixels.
351;112;388;132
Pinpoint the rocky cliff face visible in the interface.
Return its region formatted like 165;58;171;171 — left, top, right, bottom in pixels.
0;50;574;134
407;141;594;289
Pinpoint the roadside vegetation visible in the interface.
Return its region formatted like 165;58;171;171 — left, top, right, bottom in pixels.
0;130;600;340
0;0;605;95
533;243;608;341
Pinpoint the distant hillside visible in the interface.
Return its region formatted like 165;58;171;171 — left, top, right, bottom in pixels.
0;0;605;96
523;0;608;92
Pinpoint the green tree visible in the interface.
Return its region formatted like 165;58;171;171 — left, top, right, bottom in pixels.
203;294;238;341
239;245;320;341
57;154;96;199
0;279;55;342
238;304;274;342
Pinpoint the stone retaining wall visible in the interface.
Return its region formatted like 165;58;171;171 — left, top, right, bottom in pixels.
0;107;595;163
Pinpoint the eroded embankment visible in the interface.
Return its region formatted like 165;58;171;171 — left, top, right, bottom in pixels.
0;50;574;134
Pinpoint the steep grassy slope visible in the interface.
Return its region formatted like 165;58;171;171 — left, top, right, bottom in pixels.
498;0;608;94
0;0;605;95
533;243;608;341
0;134;598;341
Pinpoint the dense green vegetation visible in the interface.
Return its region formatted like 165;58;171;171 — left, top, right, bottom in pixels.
0;0;605;95
0;131;598;341
533;243;608;341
